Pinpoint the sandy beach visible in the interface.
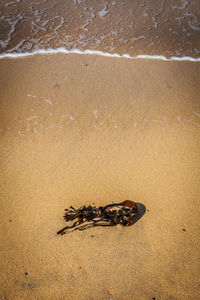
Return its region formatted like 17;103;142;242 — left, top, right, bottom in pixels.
0;54;200;299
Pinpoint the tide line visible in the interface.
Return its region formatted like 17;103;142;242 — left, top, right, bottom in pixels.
0;48;199;61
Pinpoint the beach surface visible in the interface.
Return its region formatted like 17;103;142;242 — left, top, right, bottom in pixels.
0;54;200;299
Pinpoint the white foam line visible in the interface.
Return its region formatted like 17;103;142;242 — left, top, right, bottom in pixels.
0;48;199;61
26;115;39;121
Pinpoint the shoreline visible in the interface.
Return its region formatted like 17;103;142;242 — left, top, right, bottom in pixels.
0;48;200;61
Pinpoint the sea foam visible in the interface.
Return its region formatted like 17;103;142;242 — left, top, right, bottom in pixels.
0;48;199;61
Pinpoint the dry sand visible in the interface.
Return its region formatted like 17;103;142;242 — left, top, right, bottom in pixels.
0;54;200;300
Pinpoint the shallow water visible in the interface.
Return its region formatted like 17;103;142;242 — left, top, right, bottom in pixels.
0;0;199;58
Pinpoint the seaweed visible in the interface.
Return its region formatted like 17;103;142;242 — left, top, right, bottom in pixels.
57;200;138;235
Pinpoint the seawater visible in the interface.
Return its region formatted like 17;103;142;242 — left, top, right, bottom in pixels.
0;0;199;60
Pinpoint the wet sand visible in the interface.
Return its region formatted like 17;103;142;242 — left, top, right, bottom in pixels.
0;54;200;299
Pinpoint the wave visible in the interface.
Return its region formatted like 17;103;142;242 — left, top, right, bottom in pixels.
0;48;199;61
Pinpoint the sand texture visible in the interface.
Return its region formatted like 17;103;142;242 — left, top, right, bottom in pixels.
0;54;200;299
